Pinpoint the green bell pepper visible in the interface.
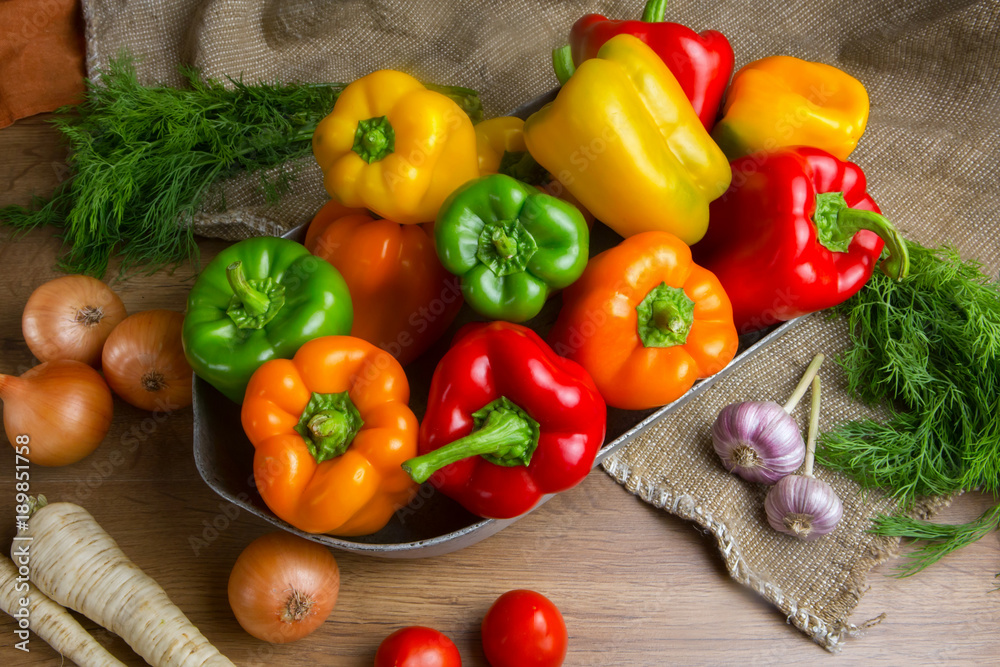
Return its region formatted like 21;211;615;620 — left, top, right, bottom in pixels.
434;174;589;322
182;236;353;403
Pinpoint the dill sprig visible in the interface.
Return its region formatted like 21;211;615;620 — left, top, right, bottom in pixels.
816;241;1000;575
872;503;1000;578
0;56;483;278
1;57;342;277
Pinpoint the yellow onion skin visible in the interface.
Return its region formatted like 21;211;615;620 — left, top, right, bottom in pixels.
712;401;805;484
228;532;340;643
0;360;114;466
764;474;843;540
22;276;126;367
102;310;192;412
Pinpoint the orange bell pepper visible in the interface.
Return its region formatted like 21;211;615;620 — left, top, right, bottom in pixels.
548;231;739;410
303;198;365;249
306;200;462;366
241;335;419;536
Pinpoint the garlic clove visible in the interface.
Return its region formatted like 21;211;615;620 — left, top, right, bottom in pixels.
712;401;806;484
764;474;844;540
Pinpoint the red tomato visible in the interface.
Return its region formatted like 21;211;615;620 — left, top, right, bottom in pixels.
481;590;567;667
374;626;462;667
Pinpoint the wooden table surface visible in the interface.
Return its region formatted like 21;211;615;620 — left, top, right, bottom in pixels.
0;116;997;666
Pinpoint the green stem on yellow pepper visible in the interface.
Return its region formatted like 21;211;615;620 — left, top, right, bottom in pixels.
353;116;395;163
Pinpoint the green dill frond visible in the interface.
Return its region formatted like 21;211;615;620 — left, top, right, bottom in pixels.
872;503;1000;577
817;239;1000;576
1;56;341;277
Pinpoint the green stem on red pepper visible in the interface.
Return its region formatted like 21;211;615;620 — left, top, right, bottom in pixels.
294;391;364;463
401;397;541;483
553;45;576;85
640;0;669;22
813;192;910;281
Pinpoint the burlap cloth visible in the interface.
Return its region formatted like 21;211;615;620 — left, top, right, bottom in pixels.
79;0;1000;652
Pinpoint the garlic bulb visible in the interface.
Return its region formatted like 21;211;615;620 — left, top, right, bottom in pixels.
712;401;804;484
765;474;843;540
711;353;824;484
764;375;843;540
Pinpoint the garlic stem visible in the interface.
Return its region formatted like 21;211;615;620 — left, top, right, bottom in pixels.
782;353;825;413
804;375;820;478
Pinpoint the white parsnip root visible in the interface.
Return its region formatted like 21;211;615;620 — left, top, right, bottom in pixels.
0;555;125;667
14;500;234;667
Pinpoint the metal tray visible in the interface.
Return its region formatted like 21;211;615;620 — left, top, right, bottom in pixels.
192;90;804;558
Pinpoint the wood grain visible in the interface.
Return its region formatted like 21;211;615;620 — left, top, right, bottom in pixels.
0;115;997;666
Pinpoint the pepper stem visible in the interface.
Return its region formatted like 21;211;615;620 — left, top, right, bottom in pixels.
651;299;686;335
641;0;669;22
804;375;821;478
477;218;538;277
498;150;547;185
783;353;824;413
493;231;518;258
837;207;910;281
352;116;395;163
813;192;910;281
226;261;270;318
294;392;364;463
553;45;576;85
401;397;540;484
636;283;695;348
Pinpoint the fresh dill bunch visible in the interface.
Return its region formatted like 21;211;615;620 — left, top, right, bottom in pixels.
817;241;1000;576
0;56;483;278
0;57;343;277
871;503;1000;578
818;242;1000;503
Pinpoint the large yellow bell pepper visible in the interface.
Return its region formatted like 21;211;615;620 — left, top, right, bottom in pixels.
312;70;479;225
711;56;869;161
523;34;731;246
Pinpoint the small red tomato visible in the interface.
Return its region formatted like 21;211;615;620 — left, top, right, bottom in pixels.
374;626;462;667
481;590;567;667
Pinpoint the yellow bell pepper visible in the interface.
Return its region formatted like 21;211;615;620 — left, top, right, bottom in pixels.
523;34;731;246
312;70;479;225
711;56;870;161
475;116;528;174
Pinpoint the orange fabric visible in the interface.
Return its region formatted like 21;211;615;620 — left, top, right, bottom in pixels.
0;0;86;128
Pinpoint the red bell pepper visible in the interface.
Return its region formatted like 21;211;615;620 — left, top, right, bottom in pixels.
692;146;909;334
401;321;606;519
557;0;733;131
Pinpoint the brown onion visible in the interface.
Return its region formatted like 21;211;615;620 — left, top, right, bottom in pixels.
0;360;113;466
101;310;192;412
228;532;340;643
22;275;127;367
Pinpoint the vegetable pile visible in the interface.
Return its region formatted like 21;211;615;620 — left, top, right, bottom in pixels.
2;0;998;661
